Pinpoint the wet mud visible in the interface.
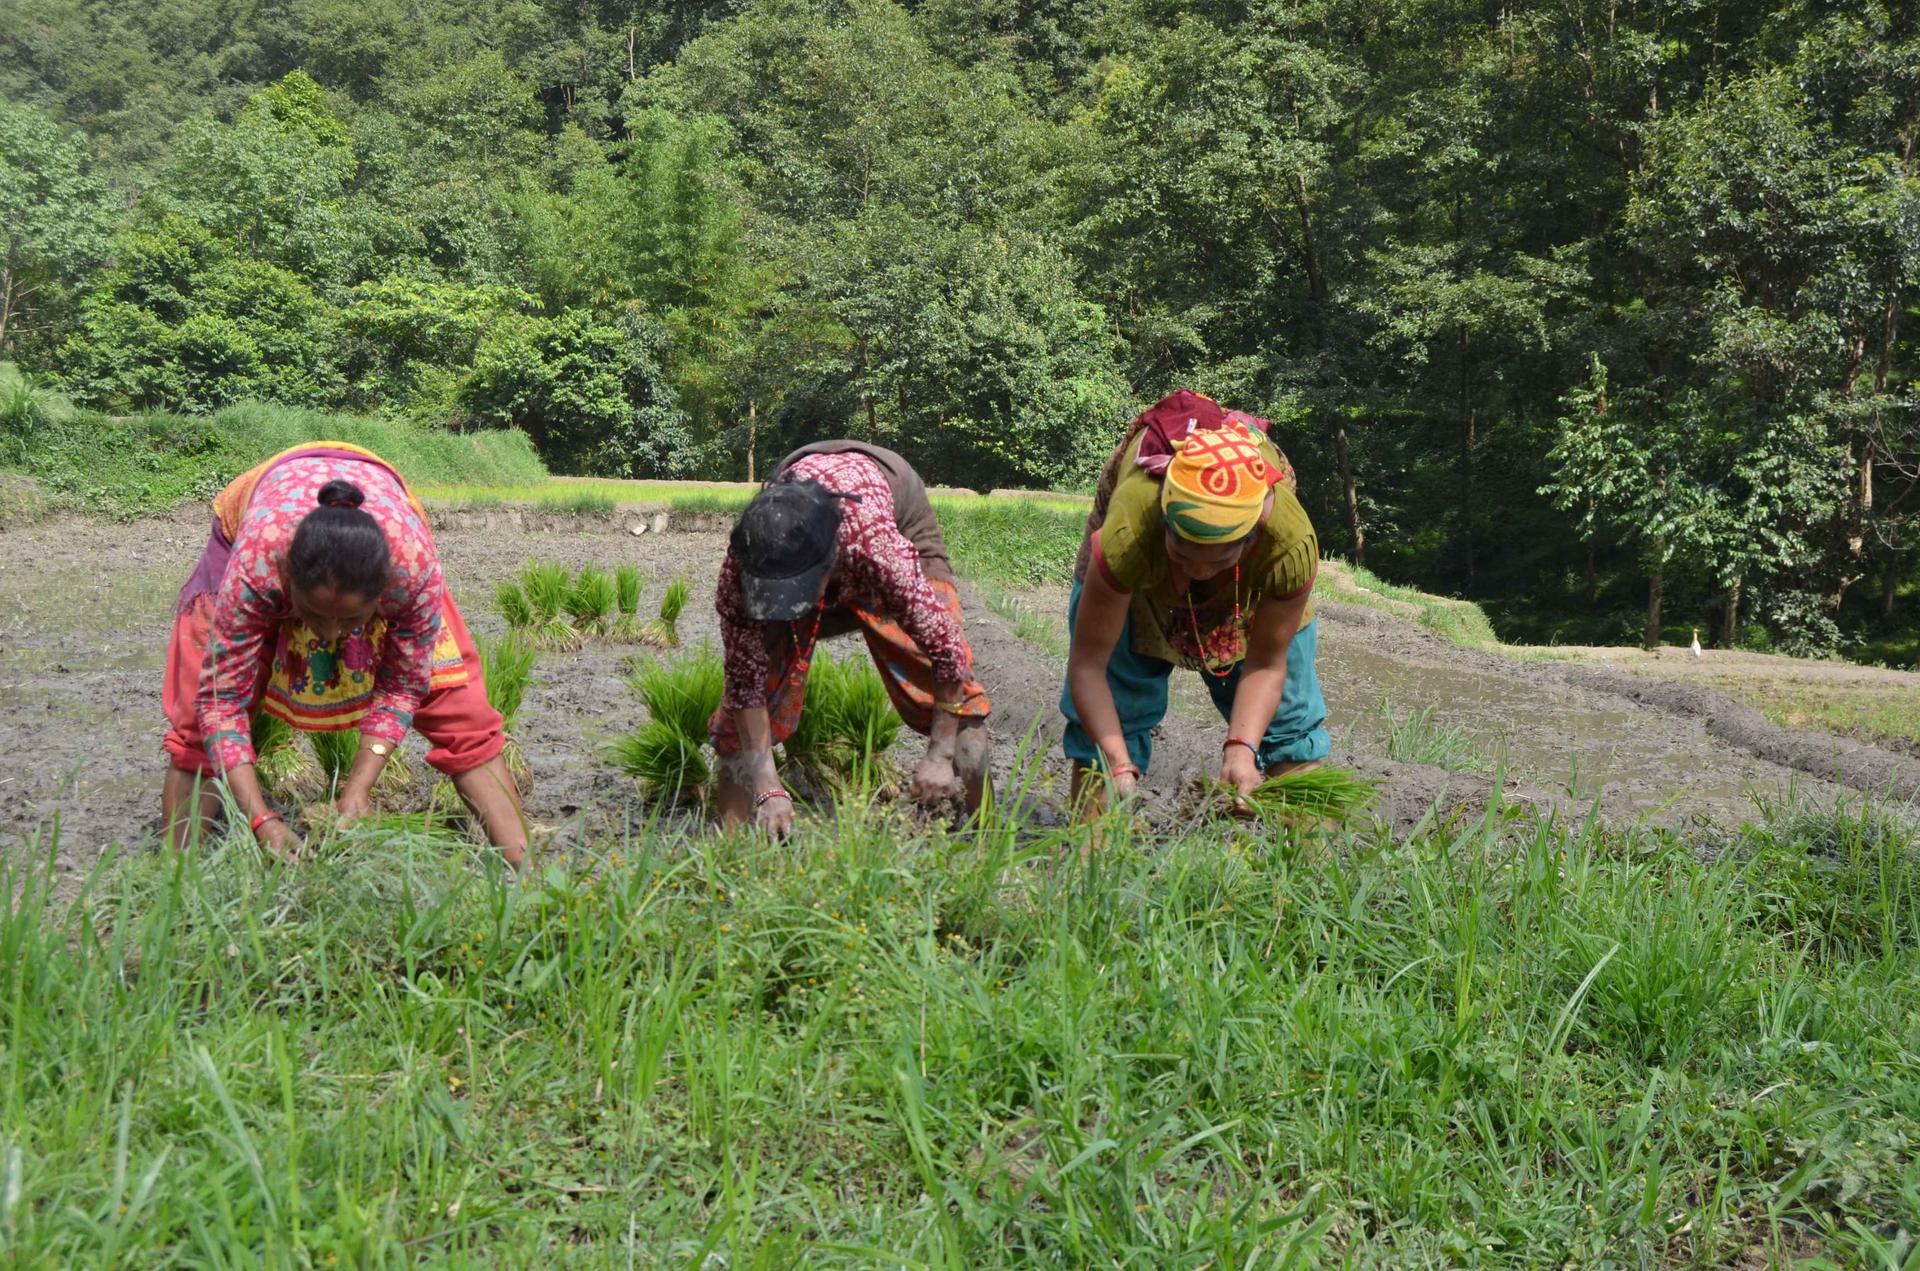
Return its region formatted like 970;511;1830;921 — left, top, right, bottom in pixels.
1;510;1911;887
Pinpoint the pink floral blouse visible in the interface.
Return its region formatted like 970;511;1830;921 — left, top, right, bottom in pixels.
717;451;972;711
199;456;444;773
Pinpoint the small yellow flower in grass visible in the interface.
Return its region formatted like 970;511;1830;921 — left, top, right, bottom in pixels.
448;1074;463;1093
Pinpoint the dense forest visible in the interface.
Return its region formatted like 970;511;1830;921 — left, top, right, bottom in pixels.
1;0;1914;657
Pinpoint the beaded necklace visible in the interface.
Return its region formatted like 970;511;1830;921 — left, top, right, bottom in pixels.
1186;563;1243;681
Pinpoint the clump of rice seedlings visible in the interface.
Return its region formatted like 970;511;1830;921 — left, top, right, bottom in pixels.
252;712;321;803
826;655;901;767
1231;766;1379;825
480;630;537;794
608;723;710;799
628;647;725;740
566;566;617;634
1376;697;1481;772
307;728;417;808
781;648;901;780
480;631;536;729
610;565;647;641
519;561;582;651
496;579;535;630
642;576;691;647
609;646;725;801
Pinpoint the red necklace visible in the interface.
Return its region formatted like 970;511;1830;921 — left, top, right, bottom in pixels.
1186;563;1242;680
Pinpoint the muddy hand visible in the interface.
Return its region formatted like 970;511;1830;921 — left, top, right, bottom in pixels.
910;754;963;806
1219;746;1262;816
755;791;795;839
336;788;372;826
257;818;304;864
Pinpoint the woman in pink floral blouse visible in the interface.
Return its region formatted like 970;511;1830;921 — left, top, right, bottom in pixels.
161;442;527;866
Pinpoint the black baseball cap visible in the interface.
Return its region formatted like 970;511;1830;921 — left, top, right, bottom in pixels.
732;480;843;621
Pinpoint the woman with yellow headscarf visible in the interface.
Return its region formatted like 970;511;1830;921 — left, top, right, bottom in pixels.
1060;391;1328;816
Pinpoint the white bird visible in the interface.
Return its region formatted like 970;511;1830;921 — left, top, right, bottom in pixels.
1690;627;1703;659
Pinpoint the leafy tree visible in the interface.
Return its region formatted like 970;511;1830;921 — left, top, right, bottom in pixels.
0;100;117;357
57;216;340;412
462;305;693;477
159;72;361;288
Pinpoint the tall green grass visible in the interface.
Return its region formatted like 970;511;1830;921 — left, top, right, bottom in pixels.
780;646;904;781
3;792;1917;1263
1376;697;1484;772
609;648;726;799
4;401;545;519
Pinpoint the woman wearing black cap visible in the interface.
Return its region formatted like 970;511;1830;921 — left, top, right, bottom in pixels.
710;442;992;835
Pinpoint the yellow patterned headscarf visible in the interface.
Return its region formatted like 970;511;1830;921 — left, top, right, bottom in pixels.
1161;424;1273;542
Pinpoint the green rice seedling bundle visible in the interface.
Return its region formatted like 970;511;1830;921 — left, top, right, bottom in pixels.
629;647;725;738
478;631;536;729
780;646;840;770
613;646;725;801
781;649;901;779
495;579;536;630
478;630;538;795
1233;766;1379;825
566;566;617;634
610;565;647;641
642;576;691;646
306;729;418;809
833;658;901;764
607;722;711;799
252;712;322;803
519;561;582;651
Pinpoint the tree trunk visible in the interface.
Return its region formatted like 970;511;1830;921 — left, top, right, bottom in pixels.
0;265;14;352
746;398;758;483
1643;563;1664;651
857;337;877;443
1457;325;1475;587
1584;548;1597;603
1332;418;1364;564
1720;574;1742;647
1885;538;1902;619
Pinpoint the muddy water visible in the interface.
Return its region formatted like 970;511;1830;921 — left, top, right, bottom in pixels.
1316;637;1766;810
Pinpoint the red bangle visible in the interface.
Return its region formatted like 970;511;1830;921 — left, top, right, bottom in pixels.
250;810;283;834
755;789;792;809
1223;737;1258;757
1107;762;1141;779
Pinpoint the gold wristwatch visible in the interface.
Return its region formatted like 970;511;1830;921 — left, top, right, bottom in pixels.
366;741;392;758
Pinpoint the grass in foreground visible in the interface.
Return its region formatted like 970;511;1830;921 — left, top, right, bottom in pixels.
3;792;1918;1265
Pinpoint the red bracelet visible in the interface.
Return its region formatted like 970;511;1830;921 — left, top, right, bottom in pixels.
250;810;283;834
755;789;792;809
1107;762;1141;779
1223;737;1258;757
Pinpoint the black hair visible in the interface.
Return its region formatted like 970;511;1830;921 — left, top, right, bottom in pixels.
287;479;391;598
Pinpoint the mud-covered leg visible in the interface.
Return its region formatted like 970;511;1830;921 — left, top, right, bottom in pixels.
954;716;990;812
161;766;223;850
451;755;529;869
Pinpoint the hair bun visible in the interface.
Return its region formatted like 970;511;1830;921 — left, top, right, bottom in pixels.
316;479;366;510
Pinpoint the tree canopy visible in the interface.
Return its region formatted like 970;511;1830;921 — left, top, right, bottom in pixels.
2;0;1915;656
